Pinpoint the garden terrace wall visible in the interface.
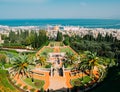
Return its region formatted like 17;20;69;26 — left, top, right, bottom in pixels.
7;72;26;92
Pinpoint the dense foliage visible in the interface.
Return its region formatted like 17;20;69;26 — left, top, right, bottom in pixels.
63;33;120;63
2;30;48;49
56;31;63;41
0;54;7;69
89;65;120;92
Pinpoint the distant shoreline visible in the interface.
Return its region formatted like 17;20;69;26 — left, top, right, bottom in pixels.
0;19;120;29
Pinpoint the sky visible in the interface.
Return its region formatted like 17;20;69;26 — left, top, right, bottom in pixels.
0;0;120;19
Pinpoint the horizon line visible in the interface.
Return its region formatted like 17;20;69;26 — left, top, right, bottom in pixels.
0;18;120;20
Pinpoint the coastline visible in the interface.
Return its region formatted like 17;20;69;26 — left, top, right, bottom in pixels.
0;19;120;29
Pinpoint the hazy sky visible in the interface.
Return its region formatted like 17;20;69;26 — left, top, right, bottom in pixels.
0;0;120;19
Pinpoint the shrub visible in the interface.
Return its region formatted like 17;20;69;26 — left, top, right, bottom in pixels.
42;52;47;56
17;83;22;88
40;88;44;92
23;85;28;90
12;80;16;84
34;82;41;87
45;63;51;68
71;76;91;87
71;78;81;87
80;76;92;85
60;43;63;46
50;43;54;47
0;54;6;64
30;88;36;92
74;80;81;86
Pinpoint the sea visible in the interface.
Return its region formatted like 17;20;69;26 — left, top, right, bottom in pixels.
0;19;120;29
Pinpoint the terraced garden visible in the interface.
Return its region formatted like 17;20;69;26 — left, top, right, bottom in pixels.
71;76;92;87
0;70;19;92
39;47;54;56
0;41;118;92
60;47;75;55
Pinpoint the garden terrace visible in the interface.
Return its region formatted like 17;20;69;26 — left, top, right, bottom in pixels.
60;46;78;55
22;78;44;89
36;44;77;58
0;41;114;92
48;42;64;47
39;47;54;56
0;70;19;92
36;46;53;58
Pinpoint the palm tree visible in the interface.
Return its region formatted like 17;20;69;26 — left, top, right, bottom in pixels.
78;61;88;80
79;51;105;80
36;56;46;66
10;54;35;78
65;52;77;65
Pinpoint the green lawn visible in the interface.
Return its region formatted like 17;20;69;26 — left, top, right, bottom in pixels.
23;78;45;89
0;50;19;58
71;76;91;87
71;78;81;87
81;76;92;84
39;42;76;56
0;70;18;92
49;42;64;46
60;47;74;54
40;47;53;56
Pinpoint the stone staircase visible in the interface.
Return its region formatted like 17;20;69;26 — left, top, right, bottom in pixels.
49;72;67;91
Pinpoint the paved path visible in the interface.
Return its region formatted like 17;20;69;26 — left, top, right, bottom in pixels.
14;74;35;91
32;69;50;90
2;48;36;53
49;75;67;91
54;46;60;53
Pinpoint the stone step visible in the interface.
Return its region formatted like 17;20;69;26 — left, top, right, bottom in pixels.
49;76;67;91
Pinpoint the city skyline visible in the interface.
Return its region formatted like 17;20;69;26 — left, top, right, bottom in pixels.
0;0;120;19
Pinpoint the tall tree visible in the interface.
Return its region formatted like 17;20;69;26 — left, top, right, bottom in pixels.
56;31;63;41
9;31;16;43
63;35;70;45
